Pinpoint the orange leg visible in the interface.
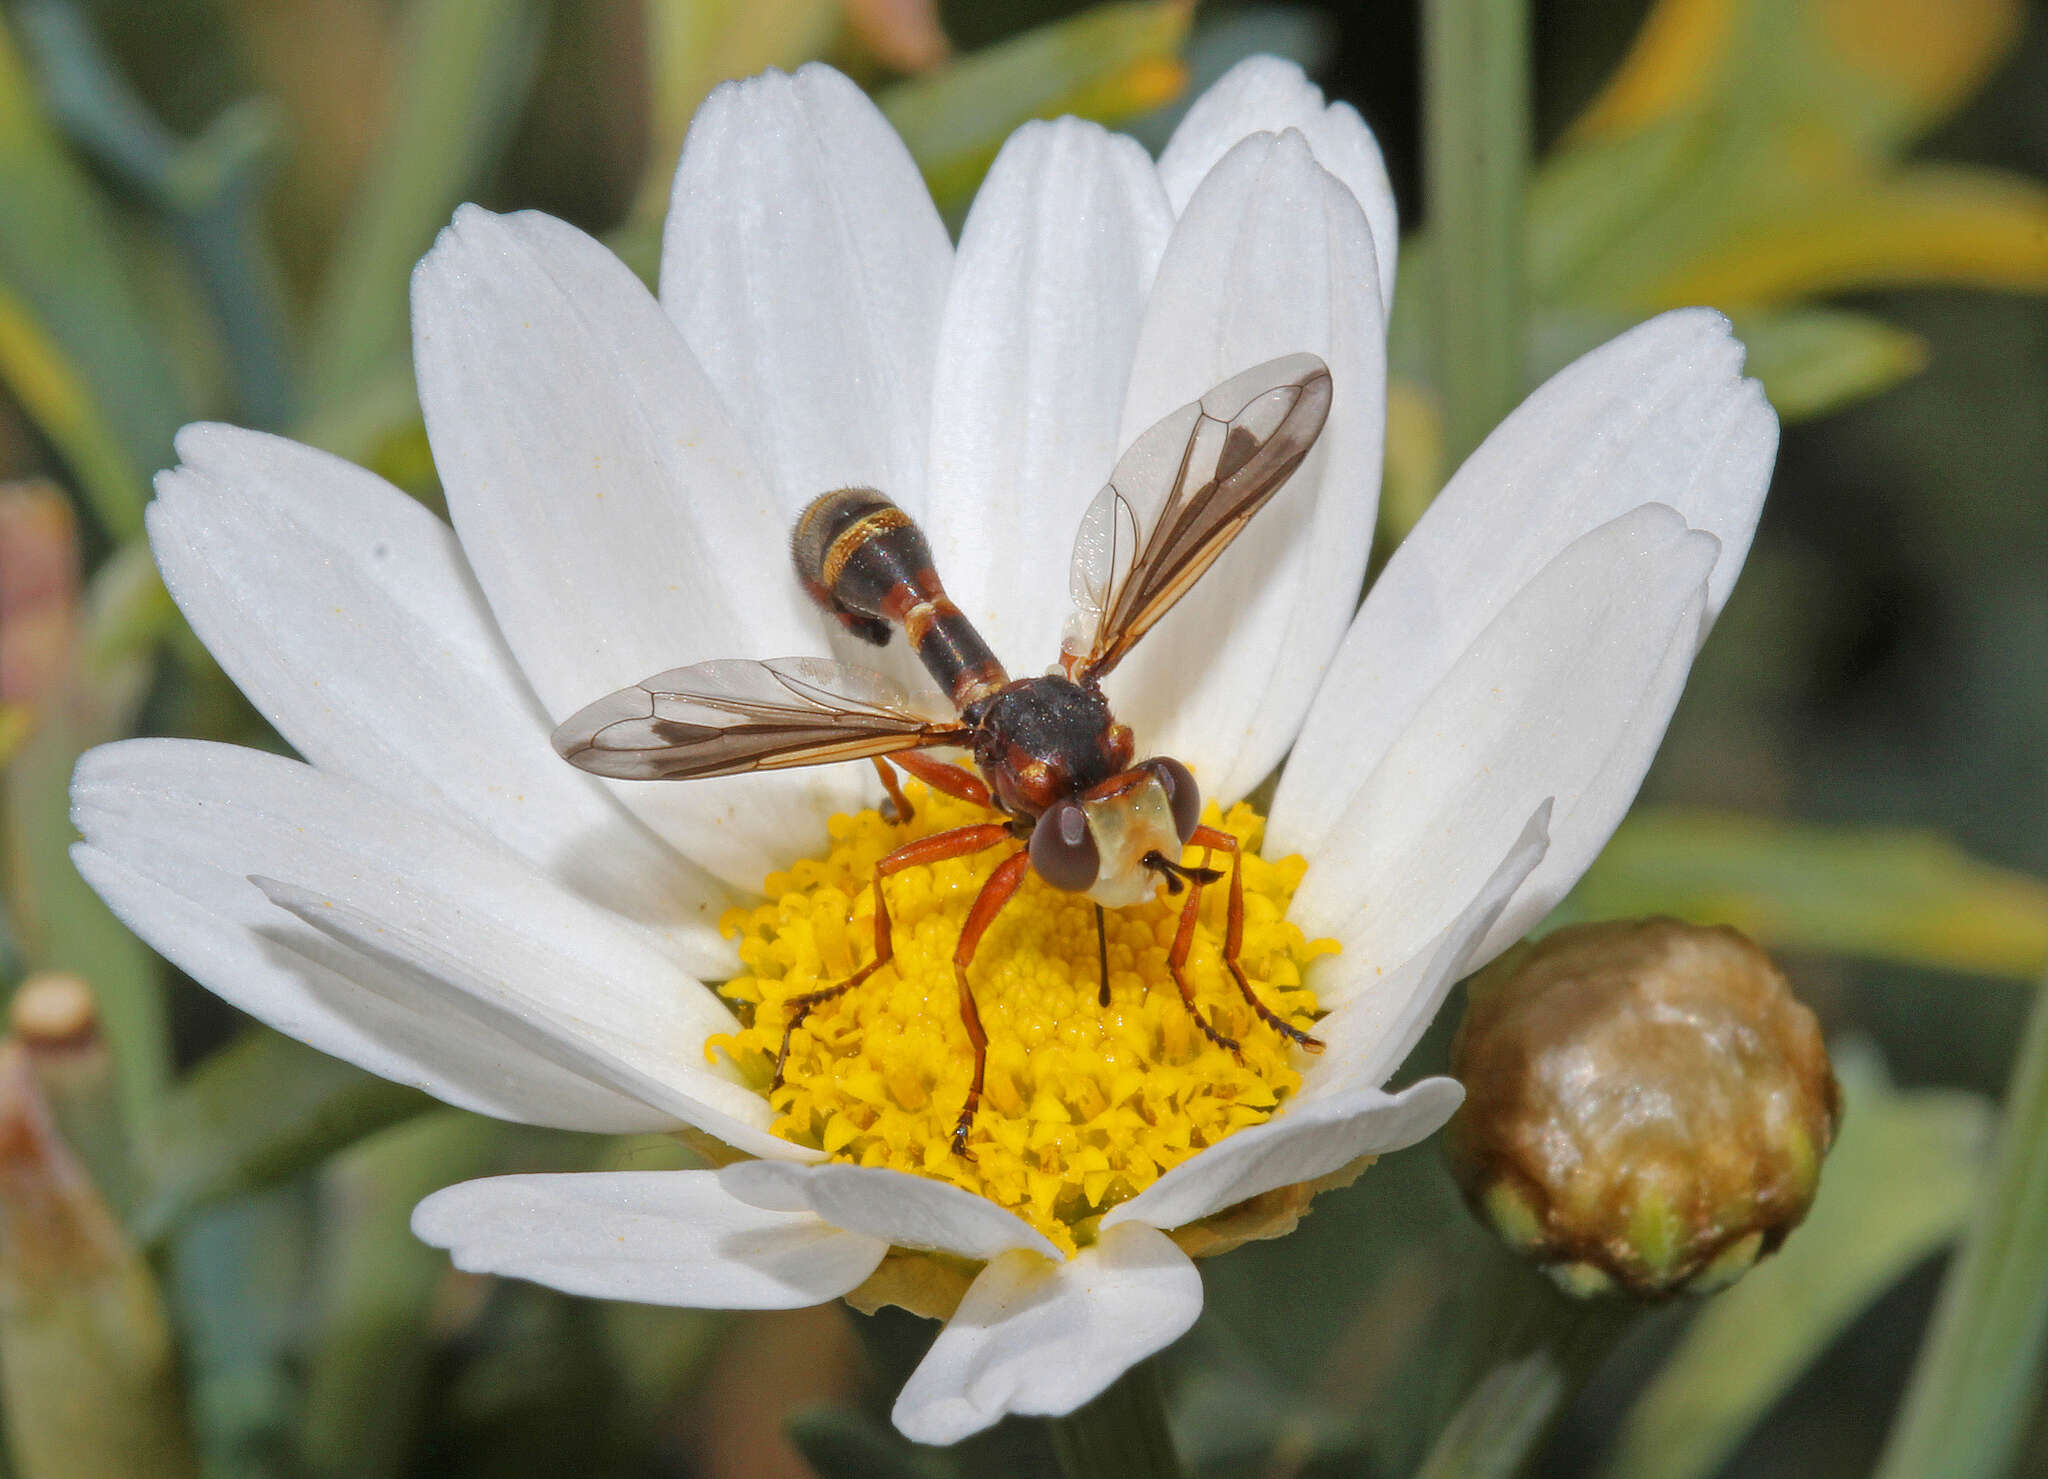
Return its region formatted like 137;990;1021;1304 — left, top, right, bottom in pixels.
886;750;993;811
1166;865;1246;1060
949;847;1032;1157
1189;825;1325;1054
870;757;912;823
773;822;1014;1088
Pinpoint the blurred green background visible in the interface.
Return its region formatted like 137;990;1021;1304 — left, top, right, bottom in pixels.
0;1;2045;1477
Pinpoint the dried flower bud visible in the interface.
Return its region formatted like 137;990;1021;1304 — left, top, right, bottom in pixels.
9;972;98;1048
1445;918;1840;1298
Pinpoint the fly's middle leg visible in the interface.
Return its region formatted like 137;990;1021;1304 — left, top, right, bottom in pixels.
1188;824;1325;1054
1165;864;1245;1061
948;848;1032;1158
773;821;1013;1089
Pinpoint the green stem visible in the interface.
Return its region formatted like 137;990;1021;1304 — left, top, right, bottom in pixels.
1047;1358;1184;1479
1415;1248;1636;1479
1873;974;2048;1479
1424;0;1531;473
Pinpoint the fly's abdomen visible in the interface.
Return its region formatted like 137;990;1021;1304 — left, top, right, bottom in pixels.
792;488;1008;710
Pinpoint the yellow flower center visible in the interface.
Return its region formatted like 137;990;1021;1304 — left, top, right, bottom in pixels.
707;784;1334;1255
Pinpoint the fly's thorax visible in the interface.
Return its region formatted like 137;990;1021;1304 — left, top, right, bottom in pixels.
971;676;1132;817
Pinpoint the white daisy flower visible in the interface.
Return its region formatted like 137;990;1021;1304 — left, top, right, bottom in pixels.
69;57;1775;1445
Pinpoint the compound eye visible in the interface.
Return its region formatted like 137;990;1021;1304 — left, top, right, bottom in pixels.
1144;757;1201;844
1029;799;1100;892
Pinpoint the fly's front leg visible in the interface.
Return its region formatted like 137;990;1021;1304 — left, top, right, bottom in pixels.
949;848;1032;1158
773;821;1014;1088
1095;905;1110;1008
1190;824;1325;1053
1166;864;1245;1061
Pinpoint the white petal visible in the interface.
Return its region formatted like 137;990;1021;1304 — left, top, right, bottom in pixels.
412;204;858;888
1272;310;1775;858
1288;506;1717;979
1157;55;1398;310
719;1162;1061;1261
412;1171;886;1308
1304;802;1550;1087
890;1222;1202;1445
71;739;801;1157
73;842;661;1133
662;64;951;520
922;117;1171;666
1109;130;1386;802
1101;1077;1463;1234
257;879;800;1162
149;424;730;971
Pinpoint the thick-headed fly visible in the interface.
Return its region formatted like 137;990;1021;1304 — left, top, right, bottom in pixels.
554;355;1333;1154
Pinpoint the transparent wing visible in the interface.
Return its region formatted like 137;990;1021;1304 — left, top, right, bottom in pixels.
1064;353;1333;682
551;657;969;781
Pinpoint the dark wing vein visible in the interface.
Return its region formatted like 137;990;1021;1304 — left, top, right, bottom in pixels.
1070;353;1333;681
552;657;969;781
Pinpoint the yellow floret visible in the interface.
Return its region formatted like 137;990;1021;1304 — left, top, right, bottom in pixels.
707;785;1331;1256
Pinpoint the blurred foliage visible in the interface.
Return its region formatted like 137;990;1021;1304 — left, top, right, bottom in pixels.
1382;0;2048;535
0;1037;197;1478
0;0;2044;1476
1559;808;2048;983
1872;973;2048;1479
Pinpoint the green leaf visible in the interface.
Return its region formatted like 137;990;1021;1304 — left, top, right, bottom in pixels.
878;1;1191;218
134;1029;433;1244
1730;307;1927;422
165;1184;316;1479
303;0;543;413
14;0;296;429
1412;1350;1567;1479
1423;0;1533;471
0;16;183;537
1874;975;2048;1479
300;1113;505;1479
1557;810;2048;983
1646;165;2048;310
1404;1243;1637;1479
1571;0;2024;168
0;275;149;542
1602;1042;1993;1479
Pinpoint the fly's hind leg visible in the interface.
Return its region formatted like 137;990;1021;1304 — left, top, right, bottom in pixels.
1189;825;1325;1054
773;821;1014;1089
949;848;1032;1157
870;757;912;824
875;751;994;827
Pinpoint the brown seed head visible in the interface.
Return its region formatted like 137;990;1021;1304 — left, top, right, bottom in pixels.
1445;918;1840;1298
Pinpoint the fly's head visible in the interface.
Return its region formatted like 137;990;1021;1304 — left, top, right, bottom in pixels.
1028;757;1206;908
